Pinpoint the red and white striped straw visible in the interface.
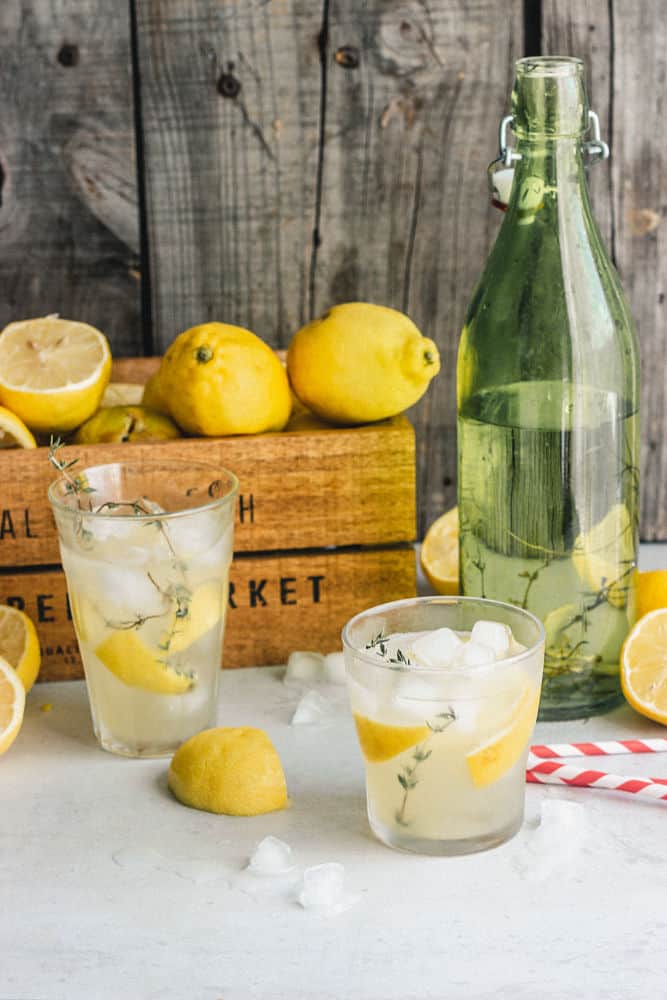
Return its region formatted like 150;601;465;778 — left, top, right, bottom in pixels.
530;738;667;759
526;755;667;802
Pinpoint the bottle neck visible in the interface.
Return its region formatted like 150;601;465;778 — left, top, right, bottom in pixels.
506;135;594;226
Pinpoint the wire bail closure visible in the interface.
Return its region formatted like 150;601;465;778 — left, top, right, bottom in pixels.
489;108;610;211
496;109;610;167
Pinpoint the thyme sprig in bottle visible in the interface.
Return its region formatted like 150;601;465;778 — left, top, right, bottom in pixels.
457;58;640;720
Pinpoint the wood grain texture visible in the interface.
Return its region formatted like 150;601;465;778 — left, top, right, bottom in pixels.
134;0;323;350
2;547;416;680
543;0;667;539
0;1;141;354
542;1;613;250
315;0;524;536
4;2;666;539
0;412;415;567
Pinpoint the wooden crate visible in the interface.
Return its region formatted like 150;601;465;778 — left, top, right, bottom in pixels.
0;359;416;680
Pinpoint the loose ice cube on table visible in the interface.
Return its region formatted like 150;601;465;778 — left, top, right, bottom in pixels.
323;652;346;685
461;641;495;667
470;620;513;659
298;863;358;914
518;800;589;881
247;836;296;876
412;627;463;667
538;799;587;835
290;690;334;725
284;651;325;685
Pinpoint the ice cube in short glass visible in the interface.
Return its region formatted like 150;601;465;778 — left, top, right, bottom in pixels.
471;620;512;659
412;627;463;668
461;641;495;667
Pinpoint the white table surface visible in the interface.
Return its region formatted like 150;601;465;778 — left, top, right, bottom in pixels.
3;544;667;1000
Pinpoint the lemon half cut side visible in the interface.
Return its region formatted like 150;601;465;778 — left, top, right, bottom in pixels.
0;316;111;433
0;655;25;755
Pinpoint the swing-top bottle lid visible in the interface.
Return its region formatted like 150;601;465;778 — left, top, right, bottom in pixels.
511;57;589;139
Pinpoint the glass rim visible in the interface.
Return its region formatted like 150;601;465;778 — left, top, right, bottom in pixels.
341;595;546;675
48;458;239;522
515;56;584;78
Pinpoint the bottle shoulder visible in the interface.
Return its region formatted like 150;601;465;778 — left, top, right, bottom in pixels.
458;209;639;405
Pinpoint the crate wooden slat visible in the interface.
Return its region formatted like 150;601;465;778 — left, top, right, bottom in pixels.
0;357;415;567
0;548;415;681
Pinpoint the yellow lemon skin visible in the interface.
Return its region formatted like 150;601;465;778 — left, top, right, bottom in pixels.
466;687;540;788
142;370;171;415
95;630;193;695
0;406;37;449
287;302;440;425
353;714;430;763
160;323;292;436
637;570;667;621
74;405;181;444
168;727;288;816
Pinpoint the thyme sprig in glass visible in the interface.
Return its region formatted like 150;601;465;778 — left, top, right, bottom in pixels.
48;438;194;662
395;709;457;827
365;630;413;667
48;436;96;507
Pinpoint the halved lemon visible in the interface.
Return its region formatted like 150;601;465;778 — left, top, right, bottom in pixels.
0;316;111;433
353;714;430;763
0;605;41;692
466;685;540;787
621;609;667;724
95;630;194;695
420;506;459;595
0;654;26;754
0;406;36;449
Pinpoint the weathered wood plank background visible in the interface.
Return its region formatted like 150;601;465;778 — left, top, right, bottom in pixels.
0;0;665;539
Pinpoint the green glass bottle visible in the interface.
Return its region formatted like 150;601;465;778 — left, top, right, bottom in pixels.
457;57;640;720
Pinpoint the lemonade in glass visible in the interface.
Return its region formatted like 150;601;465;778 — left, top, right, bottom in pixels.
49;459;238;757
343;596;545;855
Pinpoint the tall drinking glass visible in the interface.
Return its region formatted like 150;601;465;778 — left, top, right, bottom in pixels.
49;460;238;757
343;596;545;855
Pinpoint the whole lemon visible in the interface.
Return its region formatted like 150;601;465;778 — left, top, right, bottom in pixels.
287;302;440;424
160;323;291;436
74;405;181;443
142;370;171;414
168;727;288;816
